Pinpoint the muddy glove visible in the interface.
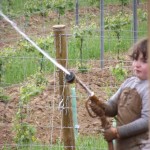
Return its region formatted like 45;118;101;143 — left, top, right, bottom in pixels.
90;102;105;117
89;96;108;117
103;127;119;142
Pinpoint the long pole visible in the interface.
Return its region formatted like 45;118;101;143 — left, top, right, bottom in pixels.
75;0;79;25
100;0;104;68
133;0;138;43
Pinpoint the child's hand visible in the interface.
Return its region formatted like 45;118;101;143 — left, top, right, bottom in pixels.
103;127;119;142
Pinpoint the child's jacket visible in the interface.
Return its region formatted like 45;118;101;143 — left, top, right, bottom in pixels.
105;77;149;150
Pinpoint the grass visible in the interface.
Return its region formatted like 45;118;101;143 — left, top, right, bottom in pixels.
77;0;123;7
1;16;147;85
2;135;107;150
0;0;148;85
1;56;54;85
1;0;26;16
1;0;135;16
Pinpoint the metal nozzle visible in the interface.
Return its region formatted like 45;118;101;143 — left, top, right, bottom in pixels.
65;72;75;83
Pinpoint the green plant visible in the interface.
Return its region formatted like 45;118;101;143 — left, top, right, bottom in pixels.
14;121;36;145
0;87;10;104
7;0;13;13
0;46;17;85
137;9;148;22
0;35;54;85
110;62;127;82
105;12;131;59
20;72;48;103
78;65;89;73
24;0;51;17
51;0;74;24
1;0;25;17
119;0;128;6
13;90;36;146
88;0;100;7
13;99;37;147
17;36;54;53
0;58;3;83
72;23;96;73
13;72;48;147
17;35;54;72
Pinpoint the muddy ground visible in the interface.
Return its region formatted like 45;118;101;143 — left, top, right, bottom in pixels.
0;59;133;147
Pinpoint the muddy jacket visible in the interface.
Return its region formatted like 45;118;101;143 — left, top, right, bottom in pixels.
105;76;149;150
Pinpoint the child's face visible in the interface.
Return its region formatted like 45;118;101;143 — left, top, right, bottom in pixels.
132;53;148;80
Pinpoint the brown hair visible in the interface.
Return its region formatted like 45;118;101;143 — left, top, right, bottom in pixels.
130;37;148;61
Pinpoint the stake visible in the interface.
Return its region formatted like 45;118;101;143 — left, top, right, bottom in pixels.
53;25;75;150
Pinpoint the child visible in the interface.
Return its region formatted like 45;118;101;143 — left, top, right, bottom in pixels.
90;37;149;150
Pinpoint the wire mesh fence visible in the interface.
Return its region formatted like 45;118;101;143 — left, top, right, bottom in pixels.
0;0;148;150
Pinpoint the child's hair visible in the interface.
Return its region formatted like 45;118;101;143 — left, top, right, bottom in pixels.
130;37;148;61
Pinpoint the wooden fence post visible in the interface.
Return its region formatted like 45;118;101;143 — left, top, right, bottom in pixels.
53;25;75;150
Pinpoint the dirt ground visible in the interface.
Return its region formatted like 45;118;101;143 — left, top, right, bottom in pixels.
0;59;133;147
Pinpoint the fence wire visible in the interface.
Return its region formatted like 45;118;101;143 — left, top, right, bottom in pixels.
0;0;148;150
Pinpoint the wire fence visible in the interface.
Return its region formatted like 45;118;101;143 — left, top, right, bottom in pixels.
0;0;148;150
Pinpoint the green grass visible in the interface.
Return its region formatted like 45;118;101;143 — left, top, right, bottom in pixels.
1;0;133;16
0;0;148;85
1;18;147;85
2;135;107;150
1;56;54;85
78;0;123;7
1;0;26;16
